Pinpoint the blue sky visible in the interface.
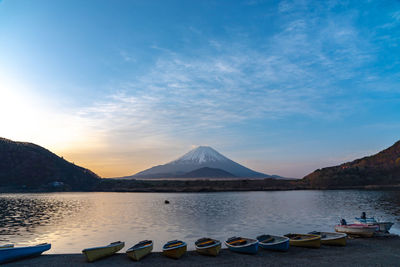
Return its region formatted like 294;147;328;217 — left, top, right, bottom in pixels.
0;0;399;178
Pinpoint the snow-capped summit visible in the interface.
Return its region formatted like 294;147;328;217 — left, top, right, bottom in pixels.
128;146;276;179
171;146;229;164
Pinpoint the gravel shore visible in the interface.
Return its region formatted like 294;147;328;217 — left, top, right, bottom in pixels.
5;235;400;266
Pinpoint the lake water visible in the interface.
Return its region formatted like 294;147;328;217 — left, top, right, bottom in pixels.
1;190;399;253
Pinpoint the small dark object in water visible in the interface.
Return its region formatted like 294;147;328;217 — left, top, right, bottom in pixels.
164;200;170;204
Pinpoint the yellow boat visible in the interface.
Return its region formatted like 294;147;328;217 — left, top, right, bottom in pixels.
285;234;321;248
82;241;124;262
309;231;347;246
162;240;187;259
195;237;221;256
126;240;153;261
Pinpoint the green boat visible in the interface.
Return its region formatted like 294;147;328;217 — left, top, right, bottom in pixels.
82;241;124;262
126;240;153;261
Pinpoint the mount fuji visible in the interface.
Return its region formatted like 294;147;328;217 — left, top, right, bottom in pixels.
126;146;280;179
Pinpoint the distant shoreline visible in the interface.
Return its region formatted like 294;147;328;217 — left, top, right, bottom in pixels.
1;179;400;193
107;177;299;181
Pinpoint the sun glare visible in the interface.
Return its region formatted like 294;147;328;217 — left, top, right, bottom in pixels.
0;76;94;154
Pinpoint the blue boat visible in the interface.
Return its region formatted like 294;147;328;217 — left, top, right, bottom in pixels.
0;244;14;249
225;237;258;254
0;243;51;264
257;234;290;252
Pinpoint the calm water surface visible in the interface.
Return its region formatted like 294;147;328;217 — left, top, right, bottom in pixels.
1;190;399;253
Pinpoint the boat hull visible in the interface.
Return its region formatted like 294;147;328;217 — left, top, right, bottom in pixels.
127;244;153;261
376;222;394;232
196;243;221;256
321;233;347;246
163;245;187;259
287;234;321;248
0;244;14;249
82;242;124;262
227;243;258;254
225;238;259;254
258;235;290;252
355;218;394;232
335;225;377;237
0;243;51;264
195;238;221;257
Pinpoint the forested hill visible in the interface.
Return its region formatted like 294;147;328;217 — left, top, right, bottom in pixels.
0;137;100;190
303;140;400;188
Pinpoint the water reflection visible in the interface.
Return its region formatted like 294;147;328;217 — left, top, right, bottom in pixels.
0;191;398;253
0;195;86;238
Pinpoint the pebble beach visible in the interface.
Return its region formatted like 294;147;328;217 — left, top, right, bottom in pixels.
5;235;400;267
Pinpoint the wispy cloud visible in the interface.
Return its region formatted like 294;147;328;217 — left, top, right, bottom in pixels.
58;0;400;178
3;0;395;177
76;1;388;150
119;50;135;62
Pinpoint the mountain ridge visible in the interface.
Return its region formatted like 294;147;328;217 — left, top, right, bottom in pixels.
302;140;400;187
1;137;400;192
125;146;279;179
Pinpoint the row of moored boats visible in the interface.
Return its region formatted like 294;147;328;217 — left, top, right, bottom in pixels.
78;232;347;262
0;213;394;264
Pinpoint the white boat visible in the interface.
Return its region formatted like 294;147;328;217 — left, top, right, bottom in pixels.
354;217;393;232
335;224;378;237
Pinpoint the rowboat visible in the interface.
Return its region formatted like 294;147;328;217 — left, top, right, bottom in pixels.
355;217;394;232
335;224;378;237
126;240;153;261
162;240;187;259
82;241;124;262
225;237;258;254
284;234;321;248
0;243;51;264
0;244;14;249
195;237;221;256
309;231;347;246
257;234;290;252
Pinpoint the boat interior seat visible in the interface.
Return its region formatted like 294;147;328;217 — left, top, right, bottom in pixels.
309;231;326;238
258;235;275;243
227;239;247;245
166;242;183;248
197;240;215;247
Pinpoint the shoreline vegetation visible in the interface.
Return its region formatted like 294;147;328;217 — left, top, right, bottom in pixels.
5;236;400;266
1;179;400;193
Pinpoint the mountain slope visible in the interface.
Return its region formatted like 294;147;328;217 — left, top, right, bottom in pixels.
303;140;400;188
0;137;100;190
129;146;274;178
179;167;237;178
